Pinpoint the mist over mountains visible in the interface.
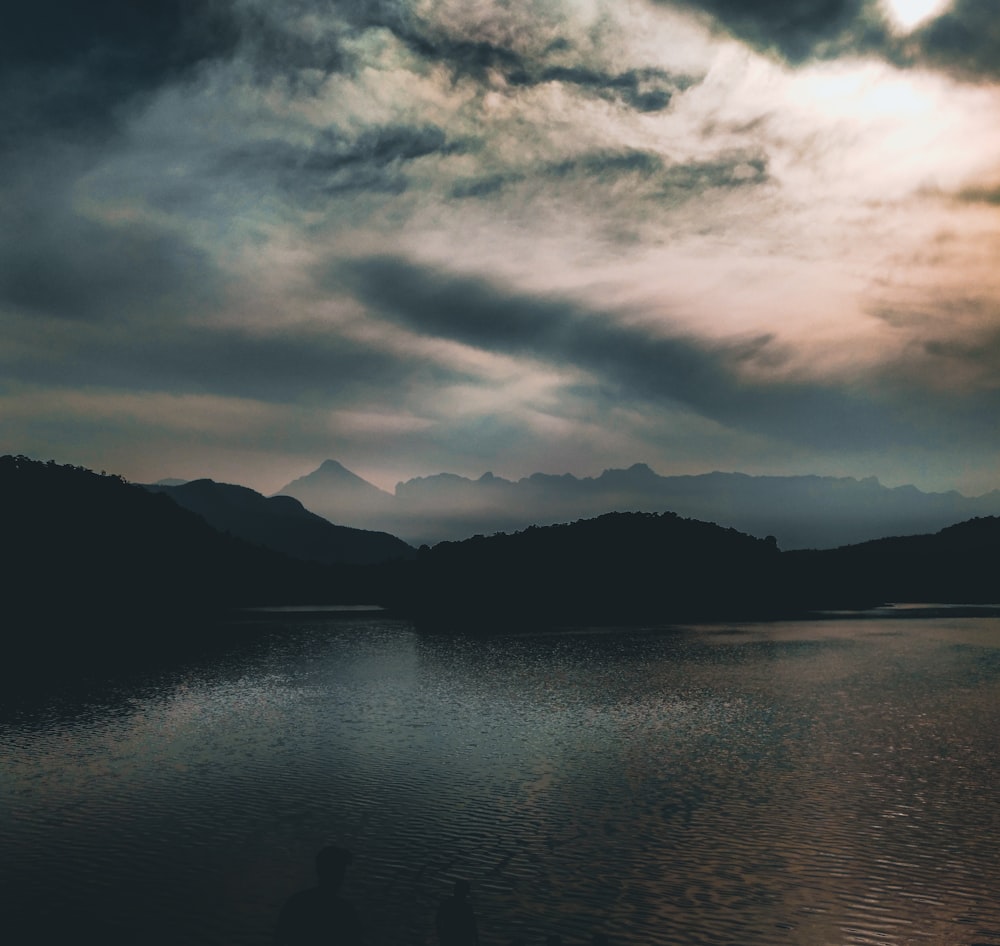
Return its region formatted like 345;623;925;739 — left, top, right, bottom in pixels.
5;454;999;656
276;460;1000;549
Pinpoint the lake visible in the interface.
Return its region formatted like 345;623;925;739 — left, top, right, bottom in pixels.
2;612;1000;946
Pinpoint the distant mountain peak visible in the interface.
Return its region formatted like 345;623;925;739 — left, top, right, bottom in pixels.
598;462;659;482
269;458;1000;550
279;460;393;497
316;459;367;480
477;471;513;485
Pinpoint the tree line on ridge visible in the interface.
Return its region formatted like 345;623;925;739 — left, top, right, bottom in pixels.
3;455;998;661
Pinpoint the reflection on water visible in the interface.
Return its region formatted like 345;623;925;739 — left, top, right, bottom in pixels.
2;616;1000;945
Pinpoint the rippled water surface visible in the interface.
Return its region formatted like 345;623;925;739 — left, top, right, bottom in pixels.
3;614;1000;945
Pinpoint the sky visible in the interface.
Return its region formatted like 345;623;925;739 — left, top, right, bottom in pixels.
2;0;999;497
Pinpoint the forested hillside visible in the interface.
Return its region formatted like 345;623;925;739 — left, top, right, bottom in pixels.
1;456;373;654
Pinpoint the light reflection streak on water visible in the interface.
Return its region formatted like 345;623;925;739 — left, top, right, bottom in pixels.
1;617;1000;946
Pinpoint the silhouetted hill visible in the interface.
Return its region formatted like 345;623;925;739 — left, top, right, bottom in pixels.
145;478;414;565
276;460;1000;549
7;454;998;649
784;516;1000;610
385;512;1000;628
1;456;379;653
385;511;784;627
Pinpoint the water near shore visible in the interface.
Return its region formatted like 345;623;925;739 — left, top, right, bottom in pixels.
3;614;1000;945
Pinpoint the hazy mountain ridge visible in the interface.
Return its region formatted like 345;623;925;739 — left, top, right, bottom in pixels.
278;460;1000;549
386;510;784;626
279;458;394;508
144;478;414;566
5;455;999;653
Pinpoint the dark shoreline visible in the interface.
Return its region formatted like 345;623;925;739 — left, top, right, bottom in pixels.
808;602;1000;620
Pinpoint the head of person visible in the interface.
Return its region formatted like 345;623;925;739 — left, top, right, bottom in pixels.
453;879;470;899
315;846;353;891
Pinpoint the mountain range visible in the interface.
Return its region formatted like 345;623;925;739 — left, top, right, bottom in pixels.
276;460;1000;549
4;454;998;658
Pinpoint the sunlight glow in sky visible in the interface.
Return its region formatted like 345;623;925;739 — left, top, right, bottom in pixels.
884;0;952;32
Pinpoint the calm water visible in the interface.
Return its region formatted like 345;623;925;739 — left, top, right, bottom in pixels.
2;613;1000;946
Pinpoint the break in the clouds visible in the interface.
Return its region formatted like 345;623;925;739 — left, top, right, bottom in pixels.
3;0;1000;497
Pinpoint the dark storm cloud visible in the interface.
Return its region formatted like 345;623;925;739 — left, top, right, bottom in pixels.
547;149;666;179
3;313;466;405
916;1;1000;80
1;1;235;74
411;34;527;83
328;0;1000;87
542;149;769;197
331;0;694;111
329;0;531;83
450;173;521;200
0;210;221;323
346;125;459;166
667;0;884;63
670;0;1000;82
0;0;238;143
0;144;225;324
402;32;690;112
957;184;1000;206
235;4;350;82
0;1;359;152
229;122;462;197
339;256;930;450
451;148;769;201
525;66;689;113
127;326;462;403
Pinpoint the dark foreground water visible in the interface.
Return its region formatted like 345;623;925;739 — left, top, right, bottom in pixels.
3;612;1000;946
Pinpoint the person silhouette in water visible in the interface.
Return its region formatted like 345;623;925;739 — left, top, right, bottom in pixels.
435;879;478;946
275;846;363;946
